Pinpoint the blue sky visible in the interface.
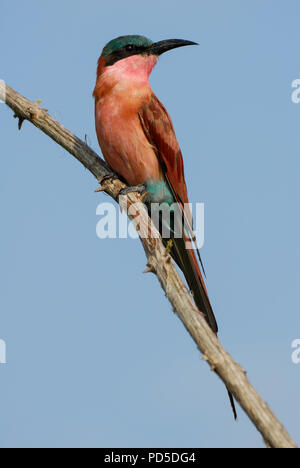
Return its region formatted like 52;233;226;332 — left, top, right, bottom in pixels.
1;0;299;448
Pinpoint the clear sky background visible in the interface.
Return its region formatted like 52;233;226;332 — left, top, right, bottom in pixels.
1;0;299;448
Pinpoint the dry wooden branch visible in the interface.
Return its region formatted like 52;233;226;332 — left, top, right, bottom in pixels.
3;84;298;448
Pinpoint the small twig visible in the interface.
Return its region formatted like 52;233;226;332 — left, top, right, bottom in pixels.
2;83;298;448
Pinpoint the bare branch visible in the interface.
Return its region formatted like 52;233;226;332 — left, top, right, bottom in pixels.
3;84;297;448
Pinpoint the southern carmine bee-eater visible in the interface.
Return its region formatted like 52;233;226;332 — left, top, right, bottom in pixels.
93;35;237;419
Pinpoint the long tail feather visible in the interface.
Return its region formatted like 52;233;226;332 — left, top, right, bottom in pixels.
171;234;218;333
151;176;237;419
170;234;237;420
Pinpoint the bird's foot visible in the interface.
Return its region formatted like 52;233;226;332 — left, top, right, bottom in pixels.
95;172;118;192
118;184;147;199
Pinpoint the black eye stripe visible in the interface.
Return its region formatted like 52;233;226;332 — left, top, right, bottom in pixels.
105;44;147;66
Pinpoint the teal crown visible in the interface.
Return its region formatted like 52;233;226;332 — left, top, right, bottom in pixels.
103;35;153;57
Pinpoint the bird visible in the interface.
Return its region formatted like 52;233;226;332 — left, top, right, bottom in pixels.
93;35;237;420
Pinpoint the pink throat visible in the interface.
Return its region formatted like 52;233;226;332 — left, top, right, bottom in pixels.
100;54;158;85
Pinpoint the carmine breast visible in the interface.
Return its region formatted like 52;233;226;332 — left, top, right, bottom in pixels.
95;85;162;186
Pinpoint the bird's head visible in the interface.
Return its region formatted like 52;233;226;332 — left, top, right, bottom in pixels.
96;35;198;81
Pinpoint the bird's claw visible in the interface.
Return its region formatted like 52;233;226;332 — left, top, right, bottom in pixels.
118;184;147;199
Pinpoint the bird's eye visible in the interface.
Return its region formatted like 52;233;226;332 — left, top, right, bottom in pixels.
125;44;134;52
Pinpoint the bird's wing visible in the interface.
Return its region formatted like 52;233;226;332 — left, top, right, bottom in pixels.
139;95;189;205
138;93;218;331
139;93;205;258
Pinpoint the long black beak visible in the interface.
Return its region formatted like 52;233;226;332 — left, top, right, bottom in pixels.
148;39;198;56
